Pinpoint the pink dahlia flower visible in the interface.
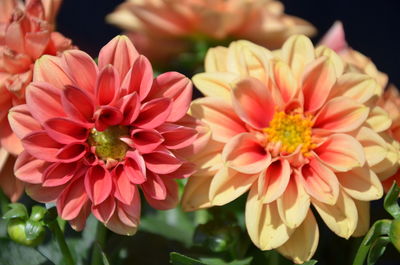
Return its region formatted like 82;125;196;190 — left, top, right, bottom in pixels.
106;0;316;62
0;0;73;201
9;35;199;235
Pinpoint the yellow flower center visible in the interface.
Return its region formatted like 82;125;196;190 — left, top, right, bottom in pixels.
263;111;315;155
88;126;130;161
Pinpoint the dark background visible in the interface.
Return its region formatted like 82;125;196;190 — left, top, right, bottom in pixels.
56;0;400;87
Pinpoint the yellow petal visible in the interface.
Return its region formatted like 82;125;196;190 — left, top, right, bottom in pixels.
355;126;388;167
273;60;298;103
181;174;213;211
192;72;239;103
366;106;392;133
205;46;229;72
315;45;345;77
277;210;319;264
352;200;370;237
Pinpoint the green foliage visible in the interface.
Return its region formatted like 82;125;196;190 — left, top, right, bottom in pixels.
0;238;51;265
384;182;400;219
367;236;390;265
170;252;205;265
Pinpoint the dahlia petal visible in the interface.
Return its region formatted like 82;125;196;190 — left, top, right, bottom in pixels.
33;55;73;87
22;131;63;162
232;77;275;129
8;105;42;139
134;98;172;129
314;46;345;77
181;174;213;211
352;200;370;237
246;185;293;250
96;65;119;105
157;123;197;150
258;159;291;204
277;210;319;264
366;106;392;133
277;176;310;229
98;35;139;81
125;150;147;184
92;196;116;223
356;127;388;167
209;166;258;206
44;118;89;144
223;133;270;174
160;161;196;179
312;190;358;238
113;164;135;204
336;166;383;201
14;151;47;184
302;57;336;112
300;159;339;205
42;162;78;187
148;72;192;122
55;143;87;163
141;171;167;201
26;82;65;124
69;201;91;232
26;183;65;203
315;134;365;171
94;106;123;131
84;165;113;205
130;129;164;154
61;50;98;93
204;46;228;72
281;35;315;82
120;55;153;100
192;72;238;103
0;120;23;155
116;92;140;125
57;178;89;220
190;97;246;143
144;177;178;210
319;21;348;52
25;31;50;60
107;199;140;236
144;150;182;174
273;60;298;103
5;21;26;54
0;152;23;202
314;97;369;133
61;85;95;123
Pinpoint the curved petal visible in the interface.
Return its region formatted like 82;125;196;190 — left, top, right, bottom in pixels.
55;143;87;163
355;127;387;167
366;106;392;133
143;150;182;174
181;174;213;211
129;129;164;154
61;85;95;123
209;166;258;206
319;21;347;52
57;178;89;220
0;152;24;202
33;55;73;88
157;123;197;150
42;162;78;187
141;171;166;201
277;210;319;264
92;196;116;223
14;151;47;184
223;133;270;174
113;164;135;204
204;46;228;72
352;200;370;237
8;104;41;140
273;60;298;103
192;72;238;103
315;134;365;172
95;65;119;106
190;97;246;143
116;92;140;125
312;190;358;239
25;183;65;203
232;77;275;129
84;165;113;205
93;106;123;131
106;195;140;236
125;150;146;184
44;118;89;144
134;98;172;129
144;177;178;210
22;131;63;162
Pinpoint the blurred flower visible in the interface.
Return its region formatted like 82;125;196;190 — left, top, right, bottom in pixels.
0;0;73;201
9;35;200;235
182;35;390;263
107;0;316;63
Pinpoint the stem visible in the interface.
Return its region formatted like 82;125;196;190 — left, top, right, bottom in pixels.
48;219;75;265
0;189;9;215
91;221;107;265
352;235;370;265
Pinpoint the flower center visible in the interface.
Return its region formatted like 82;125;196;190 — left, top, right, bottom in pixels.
88;126;129;161
263;111;315;155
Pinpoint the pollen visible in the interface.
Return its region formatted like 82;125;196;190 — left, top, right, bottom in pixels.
263;111;316;156
88;126;130;161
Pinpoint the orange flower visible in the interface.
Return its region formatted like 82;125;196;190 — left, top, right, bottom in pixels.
107;0;316;62
183;36;392;263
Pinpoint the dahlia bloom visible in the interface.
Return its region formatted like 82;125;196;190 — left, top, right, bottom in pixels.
182;36;390;263
106;0;316;62
0;0;73;201
9;35;199;235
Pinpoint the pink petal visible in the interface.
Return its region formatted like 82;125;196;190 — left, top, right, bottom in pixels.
26;183;65;203
258;159;291;203
5;20;26;54
33;55;73;88
8;104;42;139
98;35;139;81
95;65;119;106
55;143;87;163
300;159;339;205
57;177;89;220
141;170;167;201
44;118;89;144
160;162;196;179
61;85;95;123
319;21;348;53
130;129;164;154
144;177;178;210
61;50;98;93
42;162;78;187
222;133;270;174
92;196;116;223
26;82;66;123
94;106;123;131
157;123;197;150
115;92;140;125
315;134;365;172
0;152;23;202
84;165;113;205
113;164;135;204
148;72;192;122
24;31;50;60
143;150;182;174
120;55;153;100
134;98;172;129
68;201;91;231
14;151;48;184
107;194;140;235
302;57;336;113
232;77;275;129
22;131;63;162
125;150;147;184
313;97;369;133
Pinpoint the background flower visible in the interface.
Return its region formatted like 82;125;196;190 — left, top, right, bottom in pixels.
9;35;200;235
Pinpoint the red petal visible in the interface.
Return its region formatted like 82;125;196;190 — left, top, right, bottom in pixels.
22;131;63;162
141;171;167;200
44;118;89;144
57;178;89;220
157;123;197;149
134;98;172;129
130;129;164;154
61;85;95;123
92;196;116;223
96;65;119;105
143;150;182;174
42;162;78;187
84;165;113;205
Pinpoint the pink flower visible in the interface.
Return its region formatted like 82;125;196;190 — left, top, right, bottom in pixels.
0;0;73;201
106;0;316;62
9;35;198;235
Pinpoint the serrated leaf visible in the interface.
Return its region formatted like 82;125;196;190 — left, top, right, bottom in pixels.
367;236;390;265
3;203;28;220
0;238;52;265
384;182;400;219
364;220;392;246
170;252;205;265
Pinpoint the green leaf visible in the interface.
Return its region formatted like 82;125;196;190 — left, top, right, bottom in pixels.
170;252;205;265
367;236;390;265
3;203;28;220
384;182;400;219
200;257;253;265
101;250;111;265
0;238;52;265
302;260;318;265
389;218;400;252
364;219;392;245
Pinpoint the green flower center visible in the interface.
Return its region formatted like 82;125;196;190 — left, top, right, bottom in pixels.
88;126;129;161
